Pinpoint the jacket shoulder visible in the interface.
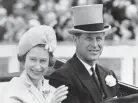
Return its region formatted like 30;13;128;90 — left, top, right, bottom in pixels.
54;58;74;74
43;79;56;92
3;77;26;95
1;77;27;103
97;64;113;73
49;59;75;86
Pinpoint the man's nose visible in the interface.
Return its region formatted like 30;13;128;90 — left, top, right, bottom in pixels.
91;39;98;47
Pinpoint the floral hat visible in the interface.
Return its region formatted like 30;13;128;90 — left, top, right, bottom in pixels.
18;25;57;56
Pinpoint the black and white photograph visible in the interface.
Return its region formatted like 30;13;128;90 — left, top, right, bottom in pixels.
0;0;138;103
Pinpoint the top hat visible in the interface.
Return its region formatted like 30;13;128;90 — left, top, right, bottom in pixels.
68;4;111;34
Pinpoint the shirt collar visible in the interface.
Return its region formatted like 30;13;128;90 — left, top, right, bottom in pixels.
77;55;95;75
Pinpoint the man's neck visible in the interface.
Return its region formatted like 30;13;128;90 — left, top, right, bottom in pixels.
76;53;96;66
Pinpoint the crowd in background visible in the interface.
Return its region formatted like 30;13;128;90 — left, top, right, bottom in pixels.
0;0;138;43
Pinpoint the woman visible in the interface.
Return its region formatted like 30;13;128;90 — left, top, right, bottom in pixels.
1;25;68;103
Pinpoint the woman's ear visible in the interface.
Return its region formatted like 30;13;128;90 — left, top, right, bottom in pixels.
17;54;26;71
49;57;56;67
19;61;25;72
48;52;56;67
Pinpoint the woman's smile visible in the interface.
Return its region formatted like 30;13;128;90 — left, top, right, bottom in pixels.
31;69;43;75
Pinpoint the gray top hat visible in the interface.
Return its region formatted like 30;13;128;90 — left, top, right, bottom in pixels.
68;4;111;34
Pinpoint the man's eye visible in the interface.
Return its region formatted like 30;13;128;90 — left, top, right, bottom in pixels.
40;59;47;63
85;37;92;40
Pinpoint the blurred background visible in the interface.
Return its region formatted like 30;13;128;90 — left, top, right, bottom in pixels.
0;0;138;87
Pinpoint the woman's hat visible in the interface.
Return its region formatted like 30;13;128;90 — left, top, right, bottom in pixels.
68;4;111;34
18;25;57;56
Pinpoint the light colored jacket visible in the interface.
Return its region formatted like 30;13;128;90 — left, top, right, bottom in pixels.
0;71;56;103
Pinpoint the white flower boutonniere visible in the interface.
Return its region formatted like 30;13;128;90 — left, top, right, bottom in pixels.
105;75;117;87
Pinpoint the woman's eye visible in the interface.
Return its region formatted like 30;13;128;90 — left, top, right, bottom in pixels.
97;37;102;41
30;58;36;61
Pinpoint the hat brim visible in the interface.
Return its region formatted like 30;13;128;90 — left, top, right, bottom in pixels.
68;25;111;35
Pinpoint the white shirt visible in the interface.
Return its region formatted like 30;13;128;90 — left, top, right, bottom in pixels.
77;55;95;76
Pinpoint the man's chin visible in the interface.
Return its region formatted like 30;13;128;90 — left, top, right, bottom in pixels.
87;57;98;62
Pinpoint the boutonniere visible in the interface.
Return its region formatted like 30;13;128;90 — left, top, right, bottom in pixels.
105;75;117;87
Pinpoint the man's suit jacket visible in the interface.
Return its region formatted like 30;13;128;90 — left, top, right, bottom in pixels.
49;54;121;103
101;93;138;103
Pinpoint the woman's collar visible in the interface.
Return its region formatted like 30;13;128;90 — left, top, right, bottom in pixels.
20;70;44;89
20;70;52;94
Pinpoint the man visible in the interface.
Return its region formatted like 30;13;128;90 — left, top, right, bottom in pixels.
49;4;121;103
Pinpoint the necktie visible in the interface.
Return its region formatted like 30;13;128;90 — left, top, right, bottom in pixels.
91;67;105;99
91;67;101;90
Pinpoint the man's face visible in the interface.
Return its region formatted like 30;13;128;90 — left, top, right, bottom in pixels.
74;32;105;63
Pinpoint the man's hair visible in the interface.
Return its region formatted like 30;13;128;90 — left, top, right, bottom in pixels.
73;33;82;37
74;32;106;37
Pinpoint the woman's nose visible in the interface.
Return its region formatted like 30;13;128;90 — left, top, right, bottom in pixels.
35;62;41;69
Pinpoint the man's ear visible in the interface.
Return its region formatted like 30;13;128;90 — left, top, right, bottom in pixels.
73;35;77;44
103;32;106;38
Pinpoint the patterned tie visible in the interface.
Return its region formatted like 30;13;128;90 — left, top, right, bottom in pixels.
91;67;105;99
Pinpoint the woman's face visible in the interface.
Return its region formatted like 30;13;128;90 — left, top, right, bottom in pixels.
24;46;49;80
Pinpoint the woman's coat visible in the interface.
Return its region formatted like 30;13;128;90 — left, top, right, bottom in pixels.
1;71;56;103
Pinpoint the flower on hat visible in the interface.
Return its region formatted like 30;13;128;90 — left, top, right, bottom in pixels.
105;75;116;87
43;36;57;52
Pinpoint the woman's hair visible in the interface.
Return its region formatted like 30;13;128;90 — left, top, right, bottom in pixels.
17;44;55;67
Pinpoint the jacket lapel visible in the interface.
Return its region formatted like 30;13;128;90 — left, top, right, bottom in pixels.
70;55;102;103
28;85;47;103
96;64;117;98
